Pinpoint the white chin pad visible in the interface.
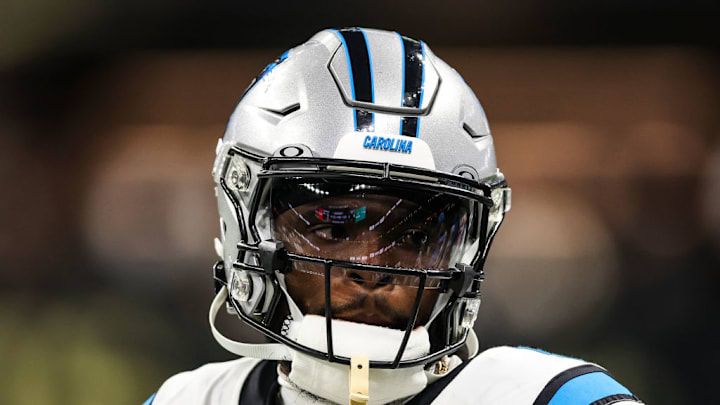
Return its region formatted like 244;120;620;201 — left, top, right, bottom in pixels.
287;315;430;404
296;314;430;361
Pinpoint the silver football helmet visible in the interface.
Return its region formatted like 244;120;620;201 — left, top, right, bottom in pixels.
209;27;511;369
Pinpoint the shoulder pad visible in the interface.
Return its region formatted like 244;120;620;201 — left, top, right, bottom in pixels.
151;358;261;405
431;346;641;405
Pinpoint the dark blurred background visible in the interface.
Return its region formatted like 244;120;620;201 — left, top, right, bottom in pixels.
2;1;719;404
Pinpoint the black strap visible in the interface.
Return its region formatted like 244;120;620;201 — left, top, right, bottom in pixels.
238;360;279;405
532;364;609;405
404;359;473;405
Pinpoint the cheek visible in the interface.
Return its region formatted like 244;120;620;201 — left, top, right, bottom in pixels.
285;270;324;314
417;290;440;324
384;287;439;320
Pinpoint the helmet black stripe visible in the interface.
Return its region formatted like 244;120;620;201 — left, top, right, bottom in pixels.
399;35;425;137
337;28;375;132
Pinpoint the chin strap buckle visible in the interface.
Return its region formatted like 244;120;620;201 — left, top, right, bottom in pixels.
349;356;369;405
213;261;227;294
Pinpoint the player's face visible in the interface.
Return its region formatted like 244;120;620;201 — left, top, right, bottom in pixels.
274;192;466;329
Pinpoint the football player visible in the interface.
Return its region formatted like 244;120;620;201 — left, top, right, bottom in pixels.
144;28;643;405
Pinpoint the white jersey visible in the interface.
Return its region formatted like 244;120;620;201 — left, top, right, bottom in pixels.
145;346;642;405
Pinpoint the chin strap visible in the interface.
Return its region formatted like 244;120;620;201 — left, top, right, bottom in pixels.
466;327;479;359
209;286;292;361
210;285;480;364
349;356;370;405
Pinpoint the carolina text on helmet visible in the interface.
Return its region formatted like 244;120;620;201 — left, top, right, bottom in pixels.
363;135;413;153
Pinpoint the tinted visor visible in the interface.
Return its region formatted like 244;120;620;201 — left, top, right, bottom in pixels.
266;178;475;272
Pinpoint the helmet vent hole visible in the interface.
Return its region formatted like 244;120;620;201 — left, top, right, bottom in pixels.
463;122;485;139
260;103;301;117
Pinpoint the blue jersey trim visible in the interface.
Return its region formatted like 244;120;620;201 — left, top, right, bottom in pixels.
517;346;584;361
141;392;156;405
548;372;633;405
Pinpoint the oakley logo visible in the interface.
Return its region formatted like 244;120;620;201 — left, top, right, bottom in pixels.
363;136;413;154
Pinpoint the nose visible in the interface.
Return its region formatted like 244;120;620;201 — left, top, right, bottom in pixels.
347;271;394;291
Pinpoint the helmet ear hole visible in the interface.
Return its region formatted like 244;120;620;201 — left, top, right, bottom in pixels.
452;164;479;180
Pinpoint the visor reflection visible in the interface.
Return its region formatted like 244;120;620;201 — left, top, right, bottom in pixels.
270;179;472;270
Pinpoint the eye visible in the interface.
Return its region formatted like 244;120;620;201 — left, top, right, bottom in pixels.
309;224;347;240
396;229;429;247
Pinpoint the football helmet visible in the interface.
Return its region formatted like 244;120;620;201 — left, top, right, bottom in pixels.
209;27;511;370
